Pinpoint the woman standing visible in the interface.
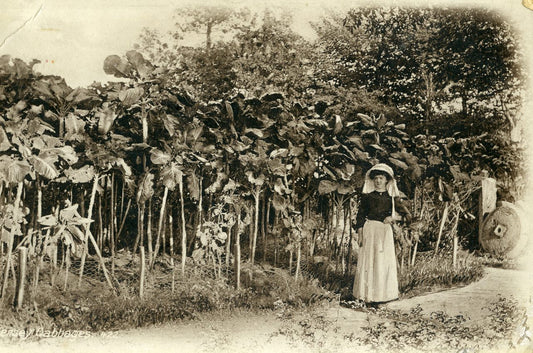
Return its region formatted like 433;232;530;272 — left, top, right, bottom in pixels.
353;163;410;306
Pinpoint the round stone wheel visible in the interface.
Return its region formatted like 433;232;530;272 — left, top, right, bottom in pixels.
479;202;523;257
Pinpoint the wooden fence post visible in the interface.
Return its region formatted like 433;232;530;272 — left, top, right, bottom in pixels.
478;177;497;242
15;246;28;309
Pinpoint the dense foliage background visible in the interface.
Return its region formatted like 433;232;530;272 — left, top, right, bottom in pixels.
0;6;527;298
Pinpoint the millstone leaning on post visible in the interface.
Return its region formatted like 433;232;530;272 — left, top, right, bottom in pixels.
478;176;529;258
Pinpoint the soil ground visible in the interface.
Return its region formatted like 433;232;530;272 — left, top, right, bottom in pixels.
3;267;533;353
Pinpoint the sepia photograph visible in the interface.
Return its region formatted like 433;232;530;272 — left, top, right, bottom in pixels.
1;0;533;352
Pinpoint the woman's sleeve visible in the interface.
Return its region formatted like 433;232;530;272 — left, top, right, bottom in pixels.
355;193;369;230
394;196;412;224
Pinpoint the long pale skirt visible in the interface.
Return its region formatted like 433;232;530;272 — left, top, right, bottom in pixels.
353;220;399;302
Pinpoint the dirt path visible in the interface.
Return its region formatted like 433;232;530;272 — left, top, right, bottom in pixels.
4;267;532;353
386;267;533;320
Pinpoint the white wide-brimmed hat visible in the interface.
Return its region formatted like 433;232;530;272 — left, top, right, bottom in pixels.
362;163;400;197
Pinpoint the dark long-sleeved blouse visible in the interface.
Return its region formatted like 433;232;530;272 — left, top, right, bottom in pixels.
355;191;411;230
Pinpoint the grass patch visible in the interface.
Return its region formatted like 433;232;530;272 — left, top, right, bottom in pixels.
0;261;331;334
306;250;485;300
398;250;485;298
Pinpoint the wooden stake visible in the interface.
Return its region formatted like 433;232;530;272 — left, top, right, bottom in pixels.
15;247;28;309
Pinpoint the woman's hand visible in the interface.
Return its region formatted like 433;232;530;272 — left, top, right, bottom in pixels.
357;228;363;247
383;216;394;224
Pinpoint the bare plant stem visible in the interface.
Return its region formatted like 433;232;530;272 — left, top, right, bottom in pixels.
78;175;99;288
1;182;23;299
179;176;187;277
153;186;168;267
434;202;449;255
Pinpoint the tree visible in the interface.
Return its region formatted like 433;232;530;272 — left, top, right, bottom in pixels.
136;8;317;101
174;6;252;50
314;7;525;137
